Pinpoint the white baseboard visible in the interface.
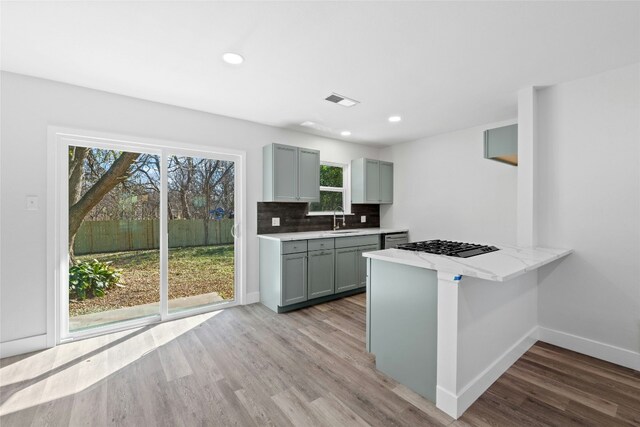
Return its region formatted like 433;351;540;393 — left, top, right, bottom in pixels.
245;291;260;305
436;326;539;419
0;334;49;359
435;386;458;419
538;327;640;371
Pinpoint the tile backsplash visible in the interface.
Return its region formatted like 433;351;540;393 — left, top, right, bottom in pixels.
257;202;380;234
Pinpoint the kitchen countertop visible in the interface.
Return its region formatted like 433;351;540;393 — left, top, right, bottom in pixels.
257;228;409;241
363;243;572;282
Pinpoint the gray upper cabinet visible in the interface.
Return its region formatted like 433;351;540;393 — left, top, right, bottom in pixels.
281;252;307;306
365;159;380;203
308;249;335;299
351;158;394;204
298;148;321;202
484;124;518;166
272;144;298;201
379;161;394;203
263;143;320;202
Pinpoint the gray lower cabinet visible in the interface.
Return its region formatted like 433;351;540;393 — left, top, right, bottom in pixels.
336;242;380;292
282;252;307;305
357;244;379;287
259;234;381;313
335;247;359;292
308;249;335;299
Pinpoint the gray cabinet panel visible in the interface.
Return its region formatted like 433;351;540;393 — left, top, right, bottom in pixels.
281;253;307;306
379;161;394;204
368;260;438;402
263;143;320;202
351;158;393;204
365;159;380;203
273;144;298;201
298;148;320;202
334;234;380;249
335;247;359;292
308;249;335;299
484;124;518;166
282;240;308;254
308;238;334;251
357;244;379;288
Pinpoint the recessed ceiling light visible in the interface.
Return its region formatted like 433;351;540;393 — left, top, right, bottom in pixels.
300;121;316;127
388;115;402;123
222;52;244;65
341;130;352;137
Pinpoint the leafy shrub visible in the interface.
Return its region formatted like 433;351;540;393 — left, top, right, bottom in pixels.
69;259;122;300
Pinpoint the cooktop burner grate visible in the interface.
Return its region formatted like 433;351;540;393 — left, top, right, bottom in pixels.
396;239;499;258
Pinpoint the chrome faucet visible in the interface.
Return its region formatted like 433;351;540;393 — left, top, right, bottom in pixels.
333;206;346;230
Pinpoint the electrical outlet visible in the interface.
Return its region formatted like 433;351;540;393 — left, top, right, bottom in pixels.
361;215;366;223
26;195;39;211
272;217;280;226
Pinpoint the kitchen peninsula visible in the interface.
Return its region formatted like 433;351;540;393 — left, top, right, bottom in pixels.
364;243;572;419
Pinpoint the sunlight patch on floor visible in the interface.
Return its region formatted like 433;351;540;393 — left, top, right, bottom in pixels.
0;310;222;416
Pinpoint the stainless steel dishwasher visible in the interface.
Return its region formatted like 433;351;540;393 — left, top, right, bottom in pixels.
382;232;409;249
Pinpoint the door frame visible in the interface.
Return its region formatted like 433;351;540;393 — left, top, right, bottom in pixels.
46;126;247;345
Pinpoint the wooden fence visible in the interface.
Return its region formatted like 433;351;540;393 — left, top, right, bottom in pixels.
74;219;235;255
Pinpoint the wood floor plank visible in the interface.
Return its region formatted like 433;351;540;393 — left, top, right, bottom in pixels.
271;387;327;427
235;388;294;427
508;361;619;416
309;393;371;427
149;324;193;382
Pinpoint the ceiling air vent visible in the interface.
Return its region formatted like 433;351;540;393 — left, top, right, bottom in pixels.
325;93;359;107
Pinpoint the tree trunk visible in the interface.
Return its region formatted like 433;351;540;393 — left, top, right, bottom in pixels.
68;147;89;264
203;183;211;245
69;147;89;205
69;152;140;262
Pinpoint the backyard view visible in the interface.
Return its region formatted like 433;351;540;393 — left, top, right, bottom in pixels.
68;146;235;331
70;245;234;317
309;164;344;213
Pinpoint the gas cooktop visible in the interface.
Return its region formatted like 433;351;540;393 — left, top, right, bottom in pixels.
396;240;500;258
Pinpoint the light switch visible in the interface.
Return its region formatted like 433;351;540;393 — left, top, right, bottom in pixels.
26;195;39;211
361;216;366;223
272;217;280;226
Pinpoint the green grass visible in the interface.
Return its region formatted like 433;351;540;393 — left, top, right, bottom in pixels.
71;245;234;316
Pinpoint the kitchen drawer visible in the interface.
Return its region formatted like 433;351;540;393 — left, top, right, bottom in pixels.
308;238;334;251
334;234;380;249
281;240;308;254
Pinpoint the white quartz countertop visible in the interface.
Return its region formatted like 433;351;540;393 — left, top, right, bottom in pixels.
363;244;572;282
257;228;408;241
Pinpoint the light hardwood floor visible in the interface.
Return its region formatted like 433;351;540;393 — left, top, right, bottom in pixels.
1;294;639;426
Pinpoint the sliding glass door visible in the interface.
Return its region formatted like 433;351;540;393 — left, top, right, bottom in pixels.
61;136;241;339
167;155;236;313
67;146;161;332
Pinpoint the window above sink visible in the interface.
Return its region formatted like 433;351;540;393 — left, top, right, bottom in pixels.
308;161;352;216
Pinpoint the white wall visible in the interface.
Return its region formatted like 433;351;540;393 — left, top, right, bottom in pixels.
379;120;518;246
0;71;380;345
536;64;640;358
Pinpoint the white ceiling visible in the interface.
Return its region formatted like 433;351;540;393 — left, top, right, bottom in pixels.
2;1;639;146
